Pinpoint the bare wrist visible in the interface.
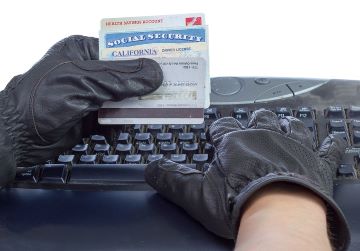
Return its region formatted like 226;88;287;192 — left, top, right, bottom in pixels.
235;183;332;251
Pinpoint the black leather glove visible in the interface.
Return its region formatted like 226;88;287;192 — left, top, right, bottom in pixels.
0;35;163;186
145;109;350;251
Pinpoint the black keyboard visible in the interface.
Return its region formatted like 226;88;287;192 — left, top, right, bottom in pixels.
6;77;360;250
13;77;360;190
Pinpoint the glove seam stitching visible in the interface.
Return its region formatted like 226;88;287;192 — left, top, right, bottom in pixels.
29;61;73;142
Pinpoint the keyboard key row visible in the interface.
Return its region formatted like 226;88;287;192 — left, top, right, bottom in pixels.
58;153;210;165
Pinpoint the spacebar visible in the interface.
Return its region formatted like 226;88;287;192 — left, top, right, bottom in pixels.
70;164;147;183
69;164;197;184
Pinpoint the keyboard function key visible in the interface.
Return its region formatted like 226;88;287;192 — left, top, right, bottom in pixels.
296;107;314;119
348;105;360;118
328;119;346;133
275;107;292;118
204;107;219;120
350;120;360;131
352;130;360;145
325;106;344;119
233;107;249;122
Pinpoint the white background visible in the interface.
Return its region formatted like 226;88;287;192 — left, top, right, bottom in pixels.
0;0;359;89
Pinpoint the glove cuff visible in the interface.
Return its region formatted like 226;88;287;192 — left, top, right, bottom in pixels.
0;83;32;168
0;91;18;186
231;173;350;251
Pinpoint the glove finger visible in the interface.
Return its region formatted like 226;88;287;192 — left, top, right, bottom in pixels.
32;58;162;142
46;35;99;60
318;134;347;171
208;117;245;148
247;109;283;133
72;57;163;98
279;116;314;148
145;158;233;239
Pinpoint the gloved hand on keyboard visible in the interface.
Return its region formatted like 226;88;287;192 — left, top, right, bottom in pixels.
145;109;350;251
0;35;163;187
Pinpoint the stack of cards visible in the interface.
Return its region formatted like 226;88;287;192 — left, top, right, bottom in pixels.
98;14;209;124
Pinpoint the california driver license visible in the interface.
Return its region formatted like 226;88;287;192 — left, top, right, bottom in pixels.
99;57;206;124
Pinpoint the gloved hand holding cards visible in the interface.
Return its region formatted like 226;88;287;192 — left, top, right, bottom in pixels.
98;14;210;124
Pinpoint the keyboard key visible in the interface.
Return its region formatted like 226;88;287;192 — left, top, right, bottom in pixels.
296;107;314;119
337;164;356;178
204;107;219;120
170;154;187;163
348;105;360;118
168;124;185;135
181;143;199;156
118;133;131;144
330;131;348;142
115;144;133;155
178;132;194;144
328;119;346;133
15;166;40;183
134;133;152;144
90;135;107;145
160;143;177;156
350;120;360;130
199;132;207;143
233;107;249;122
128;124;142;133
80;155;97;164
70;164;147;183
137;143;156;155
147;124;164;135
299;119;316;132
102;155;119;164
147;154;164;163
325;106;344;118
72;144;89;155
40;164;67;183
275;107;292;118
352;130;360;145
93;144;110;155
192;154;209;170
57;155;75;165
190;122;206;134
125;154;142;164
204;143;214;160
156;133;173;144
